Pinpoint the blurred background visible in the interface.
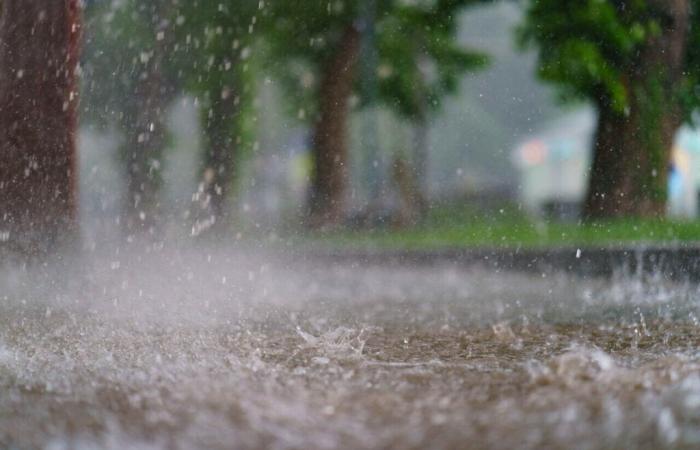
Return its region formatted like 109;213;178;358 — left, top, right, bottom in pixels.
77;0;700;249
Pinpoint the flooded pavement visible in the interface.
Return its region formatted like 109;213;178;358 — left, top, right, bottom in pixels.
2;246;700;449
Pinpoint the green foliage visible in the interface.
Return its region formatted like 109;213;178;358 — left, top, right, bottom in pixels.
265;1;363;68
262;0;361;118
169;0;260;95
518;0;700;119
81;0;176;128
83;0;260;131
85;0;489;127
519;0;652;111
376;2;489;119
169;0;261;161
681;0;700;125
265;0;489;122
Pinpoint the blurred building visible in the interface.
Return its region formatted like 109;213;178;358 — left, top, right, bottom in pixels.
513;108;700;219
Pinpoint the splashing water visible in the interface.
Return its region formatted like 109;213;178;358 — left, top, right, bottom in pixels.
2;244;700;449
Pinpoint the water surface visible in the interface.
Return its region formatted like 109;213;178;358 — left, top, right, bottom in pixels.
2;246;700;449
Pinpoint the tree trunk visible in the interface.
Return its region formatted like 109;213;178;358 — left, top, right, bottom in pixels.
122;64;169;236
411;114;430;220
122;2;172;236
308;25;361;229
191;89;239;236
0;0;81;255
583;0;690;220
411;51;432;223
583;102;628;219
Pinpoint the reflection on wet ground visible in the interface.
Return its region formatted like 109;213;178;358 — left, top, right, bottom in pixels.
1;245;700;449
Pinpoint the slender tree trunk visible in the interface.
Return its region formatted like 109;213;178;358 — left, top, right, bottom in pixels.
583;0;689;220
308;25;361;229
192;89;239;236
122;3;172;236
122;64;169;236
411;51;432;222
0;0;81;255
412;114;430;220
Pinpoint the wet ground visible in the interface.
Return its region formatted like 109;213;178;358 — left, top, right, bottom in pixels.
2;245;700;449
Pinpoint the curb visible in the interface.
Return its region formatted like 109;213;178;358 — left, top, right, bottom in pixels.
310;246;700;281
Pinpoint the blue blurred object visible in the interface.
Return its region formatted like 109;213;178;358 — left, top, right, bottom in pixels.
679;128;700;154
668;164;683;201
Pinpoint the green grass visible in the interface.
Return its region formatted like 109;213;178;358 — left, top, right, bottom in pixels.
311;205;700;250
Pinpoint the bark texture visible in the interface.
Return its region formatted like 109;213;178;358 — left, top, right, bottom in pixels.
308;26;361;228
583;0;690;219
0;0;81;254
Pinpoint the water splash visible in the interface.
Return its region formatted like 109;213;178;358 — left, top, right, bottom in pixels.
2;245;700;449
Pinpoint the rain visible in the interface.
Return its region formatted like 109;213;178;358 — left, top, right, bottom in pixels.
2;1;700;449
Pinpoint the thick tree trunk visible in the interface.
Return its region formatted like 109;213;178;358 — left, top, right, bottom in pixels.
583;0;689;220
192;90;239;236
0;0;81;254
308;25;361;229
583;103;629;219
584;100;683;219
122;2;172;236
